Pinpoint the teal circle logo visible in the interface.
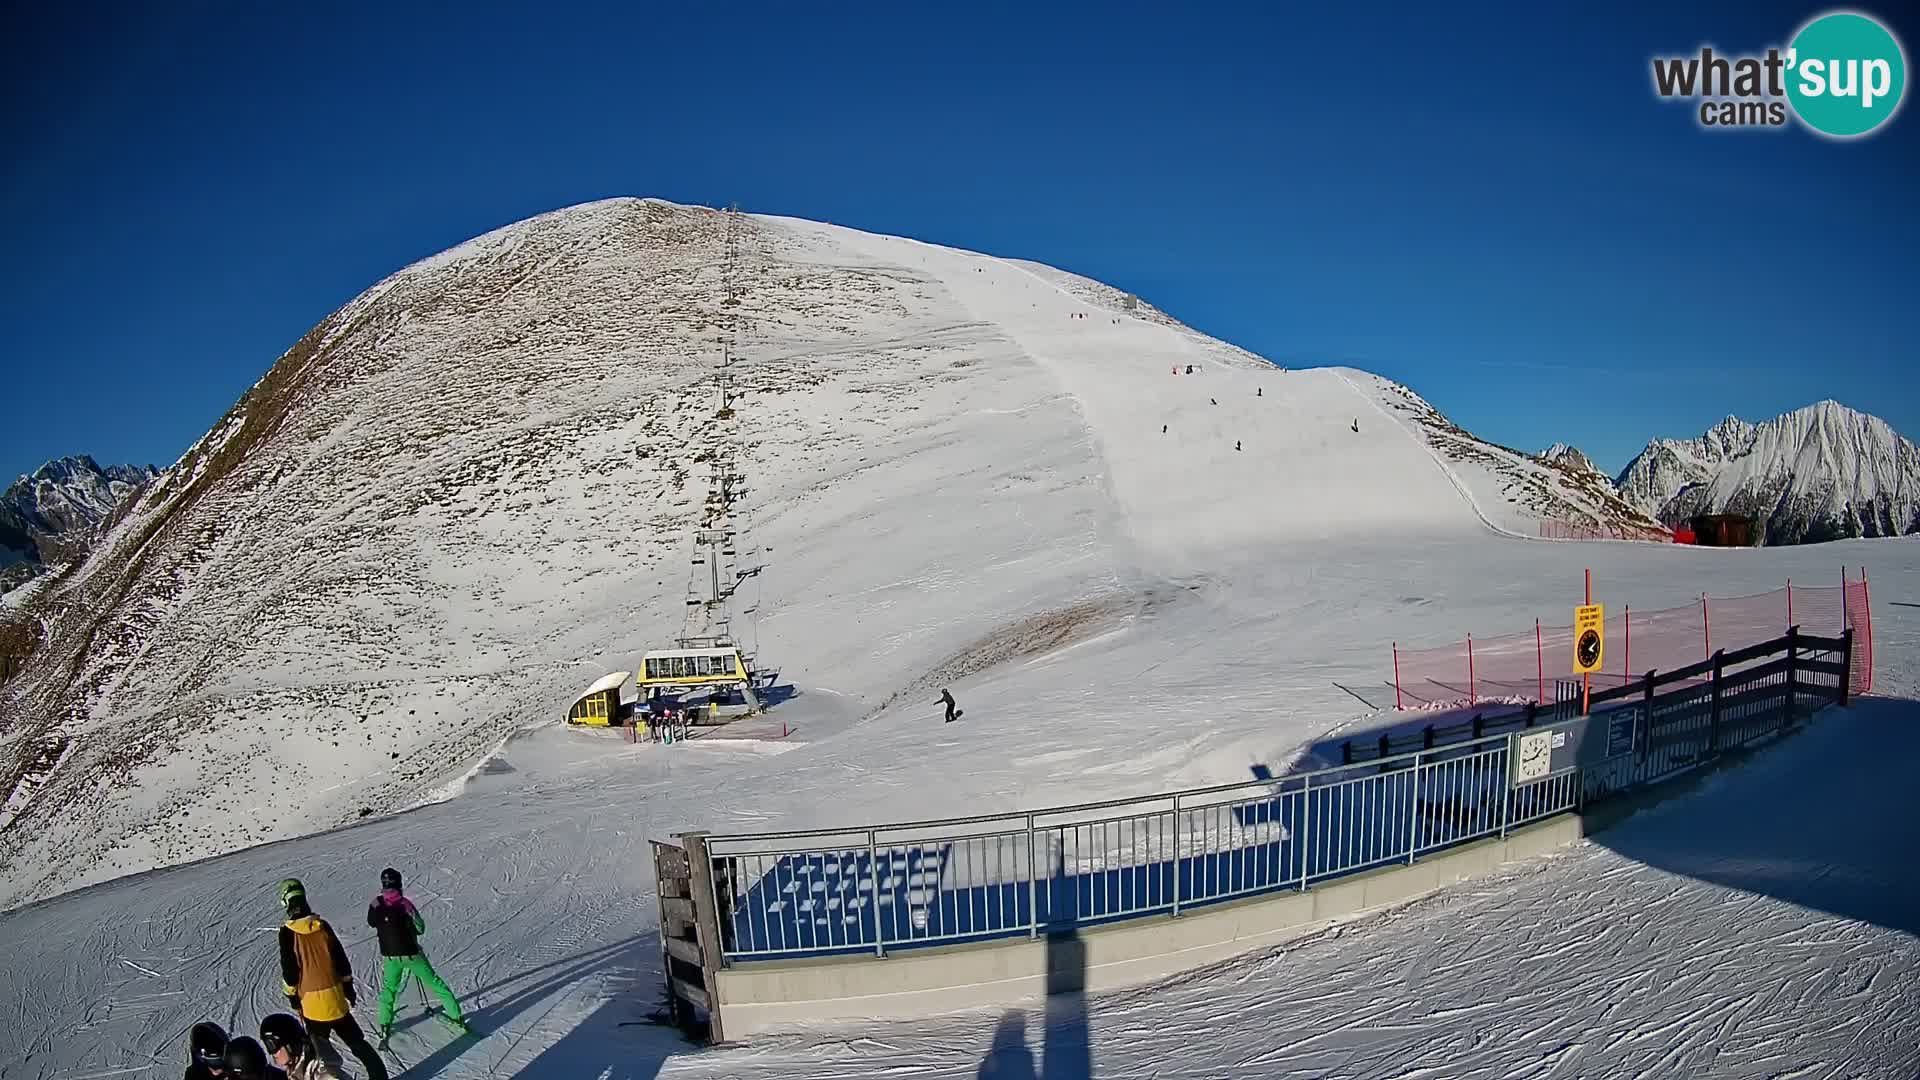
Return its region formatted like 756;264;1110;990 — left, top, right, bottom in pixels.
1786;11;1907;137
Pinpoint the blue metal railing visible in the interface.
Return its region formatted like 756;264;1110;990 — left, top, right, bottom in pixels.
693;628;1850;963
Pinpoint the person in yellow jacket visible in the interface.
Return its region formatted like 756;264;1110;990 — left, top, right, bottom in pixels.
276;879;388;1080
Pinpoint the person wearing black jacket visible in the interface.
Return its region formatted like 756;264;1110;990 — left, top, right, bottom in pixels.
366;867;468;1042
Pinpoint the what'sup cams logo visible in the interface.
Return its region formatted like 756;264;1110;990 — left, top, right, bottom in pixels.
1652;10;1906;137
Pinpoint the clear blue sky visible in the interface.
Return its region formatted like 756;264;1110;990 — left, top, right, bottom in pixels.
2;2;1912;482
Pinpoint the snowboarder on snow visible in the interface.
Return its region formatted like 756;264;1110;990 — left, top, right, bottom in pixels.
260;1014;340;1080
277;879;388;1080
938;688;961;723
185;1021;229;1080
368;867;469;1043
219;1037;286;1080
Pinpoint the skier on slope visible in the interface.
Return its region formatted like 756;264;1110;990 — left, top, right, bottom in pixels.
277;879;389;1080
260;1014;340;1080
367;867;470;1044
938;688;961;724
220;1037;287;1080
184;1021;229;1080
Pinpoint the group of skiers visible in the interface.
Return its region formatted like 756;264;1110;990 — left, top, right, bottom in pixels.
1159;380;1267;452
182;869;468;1080
644;691;695;742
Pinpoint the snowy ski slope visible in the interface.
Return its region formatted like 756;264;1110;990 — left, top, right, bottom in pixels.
0;201;1915;1077
0;548;1912;1080
0;199;1647;909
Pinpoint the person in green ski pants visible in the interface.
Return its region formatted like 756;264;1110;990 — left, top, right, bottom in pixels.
365;867;470;1040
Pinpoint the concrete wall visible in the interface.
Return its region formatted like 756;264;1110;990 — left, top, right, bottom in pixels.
715;814;1585;1039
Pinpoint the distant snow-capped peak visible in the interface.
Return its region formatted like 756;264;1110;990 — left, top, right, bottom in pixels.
1;455;160;566
1615;401;1919;543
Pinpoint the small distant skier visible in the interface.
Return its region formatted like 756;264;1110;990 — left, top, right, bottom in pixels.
1351;418;1360;433
1210;398;1217;405
368;867;469;1045
278;879;388;1080
219;1037;285;1080
938;688;962;723
1162;424;1168;434
185;1021;229;1080
260;1014;340;1080
1235;440;1242;451
1257;387;1262;397
1185;364;1194;374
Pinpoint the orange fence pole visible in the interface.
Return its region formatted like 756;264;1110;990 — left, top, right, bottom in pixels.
1863;568;1874;694
1623;604;1632;687
1393;642;1403;710
1702;592;1712;660
1583;570;1592;714
1535;618;1543;702
1467;634;1476;704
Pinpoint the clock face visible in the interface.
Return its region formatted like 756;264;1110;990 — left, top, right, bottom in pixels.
1576;629;1601;669
1515;731;1553;781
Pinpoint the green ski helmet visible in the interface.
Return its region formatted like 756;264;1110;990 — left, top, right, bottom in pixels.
279;878;306;909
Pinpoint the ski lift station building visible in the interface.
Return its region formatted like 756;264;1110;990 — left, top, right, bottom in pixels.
566;669;632;727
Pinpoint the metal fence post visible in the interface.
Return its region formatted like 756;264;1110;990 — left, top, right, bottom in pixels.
1406;751;1421;864
1170;793;1183;916
1839;627;1854;708
1297;776;1312;891
1782;625;1799;727
1026;814;1039;939
1498;741;1511;839
867;829;885;958
1708;649;1726;754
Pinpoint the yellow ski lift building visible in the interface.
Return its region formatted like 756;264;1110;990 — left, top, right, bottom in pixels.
565;670;632;727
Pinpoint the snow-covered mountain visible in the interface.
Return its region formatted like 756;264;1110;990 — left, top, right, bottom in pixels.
0;199;1661;908
1617;402;1920;544
1539;442;1598;475
1;455;156;561
0;456;157;578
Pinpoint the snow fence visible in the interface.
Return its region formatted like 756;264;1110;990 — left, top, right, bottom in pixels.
1390;571;1873;710
657;627;1857;1040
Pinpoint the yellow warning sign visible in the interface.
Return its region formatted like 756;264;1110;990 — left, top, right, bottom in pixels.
1573;603;1605;674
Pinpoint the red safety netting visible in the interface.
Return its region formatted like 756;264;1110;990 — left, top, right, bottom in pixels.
1390;571;1875;709
1846;571;1873;697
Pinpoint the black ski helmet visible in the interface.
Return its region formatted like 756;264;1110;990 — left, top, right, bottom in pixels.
381;867;402;891
258;1013;306;1059
223;1035;270;1079
189;1020;228;1064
